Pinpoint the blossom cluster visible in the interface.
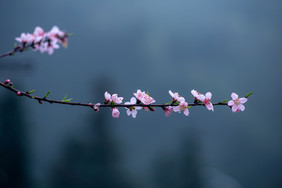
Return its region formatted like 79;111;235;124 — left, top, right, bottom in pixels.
15;26;67;55
91;89;248;118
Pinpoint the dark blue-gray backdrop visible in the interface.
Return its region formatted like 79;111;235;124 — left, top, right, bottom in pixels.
0;0;282;188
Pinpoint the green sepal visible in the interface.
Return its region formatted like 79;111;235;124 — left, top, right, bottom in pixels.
44;91;51;98
173;101;180;106
221;100;228;103
67;33;74;37
165;100;173;105
27;89;36;94
245;92;253;98
61;94;72;102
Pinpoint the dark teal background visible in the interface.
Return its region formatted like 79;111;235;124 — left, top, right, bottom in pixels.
0;0;282;187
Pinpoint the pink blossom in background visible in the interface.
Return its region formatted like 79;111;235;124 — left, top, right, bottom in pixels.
228;93;248;112
47;26;65;42
15;33;35;44
33;26;45;42
112;107;120;118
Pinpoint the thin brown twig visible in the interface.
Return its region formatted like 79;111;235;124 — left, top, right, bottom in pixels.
0;81;228;109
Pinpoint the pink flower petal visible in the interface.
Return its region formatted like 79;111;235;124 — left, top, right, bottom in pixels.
228;100;234;106
231;93;238;100
239;98;248;104
232;105;238;112
205;92;212;99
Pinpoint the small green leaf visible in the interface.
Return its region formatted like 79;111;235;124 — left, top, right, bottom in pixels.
27;89;36;94
61;94;72;102
173;101;180;106
165;100;173;105
32;96;35;99
67;33;74;37
187;106;191;108
146;91;150;95
245;92;253;98
44;91;51;98
62;94;68;100
221;100;228;103
62;98;72;102
14;42;17;48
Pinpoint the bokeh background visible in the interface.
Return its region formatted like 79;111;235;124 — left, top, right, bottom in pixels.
0;0;282;187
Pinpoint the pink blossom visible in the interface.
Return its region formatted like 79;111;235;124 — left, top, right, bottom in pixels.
133;89;155;105
93;103;100;112
33;26;45;42
47;26;65;42
169;90;185;103
201;92;214;111
111;94;123;104
173;102;189;116
140;94;156;105
191;89;202;101
133;89;146;101
124;97;142;118
43;40;60;55
112;107;120;118
191;90;214;111
228;93;248;112
163;106;173;117
15;33;35;45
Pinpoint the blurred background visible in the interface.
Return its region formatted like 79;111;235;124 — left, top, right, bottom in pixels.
0;0;282;187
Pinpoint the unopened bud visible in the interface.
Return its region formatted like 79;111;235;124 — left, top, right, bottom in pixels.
4;79;10;85
17;91;21;96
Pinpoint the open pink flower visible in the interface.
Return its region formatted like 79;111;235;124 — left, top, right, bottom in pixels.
124;97;142;118
43;40;60;55
191;90;214;111
173;102;189;116
228;93;248;112
111;94;123;104
133;89;155;105
201;92;214;111
133;89;146;101
140;94;156;105
33;26;45;42
191;89;202;101
112;107;120;118
16;33;35;45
